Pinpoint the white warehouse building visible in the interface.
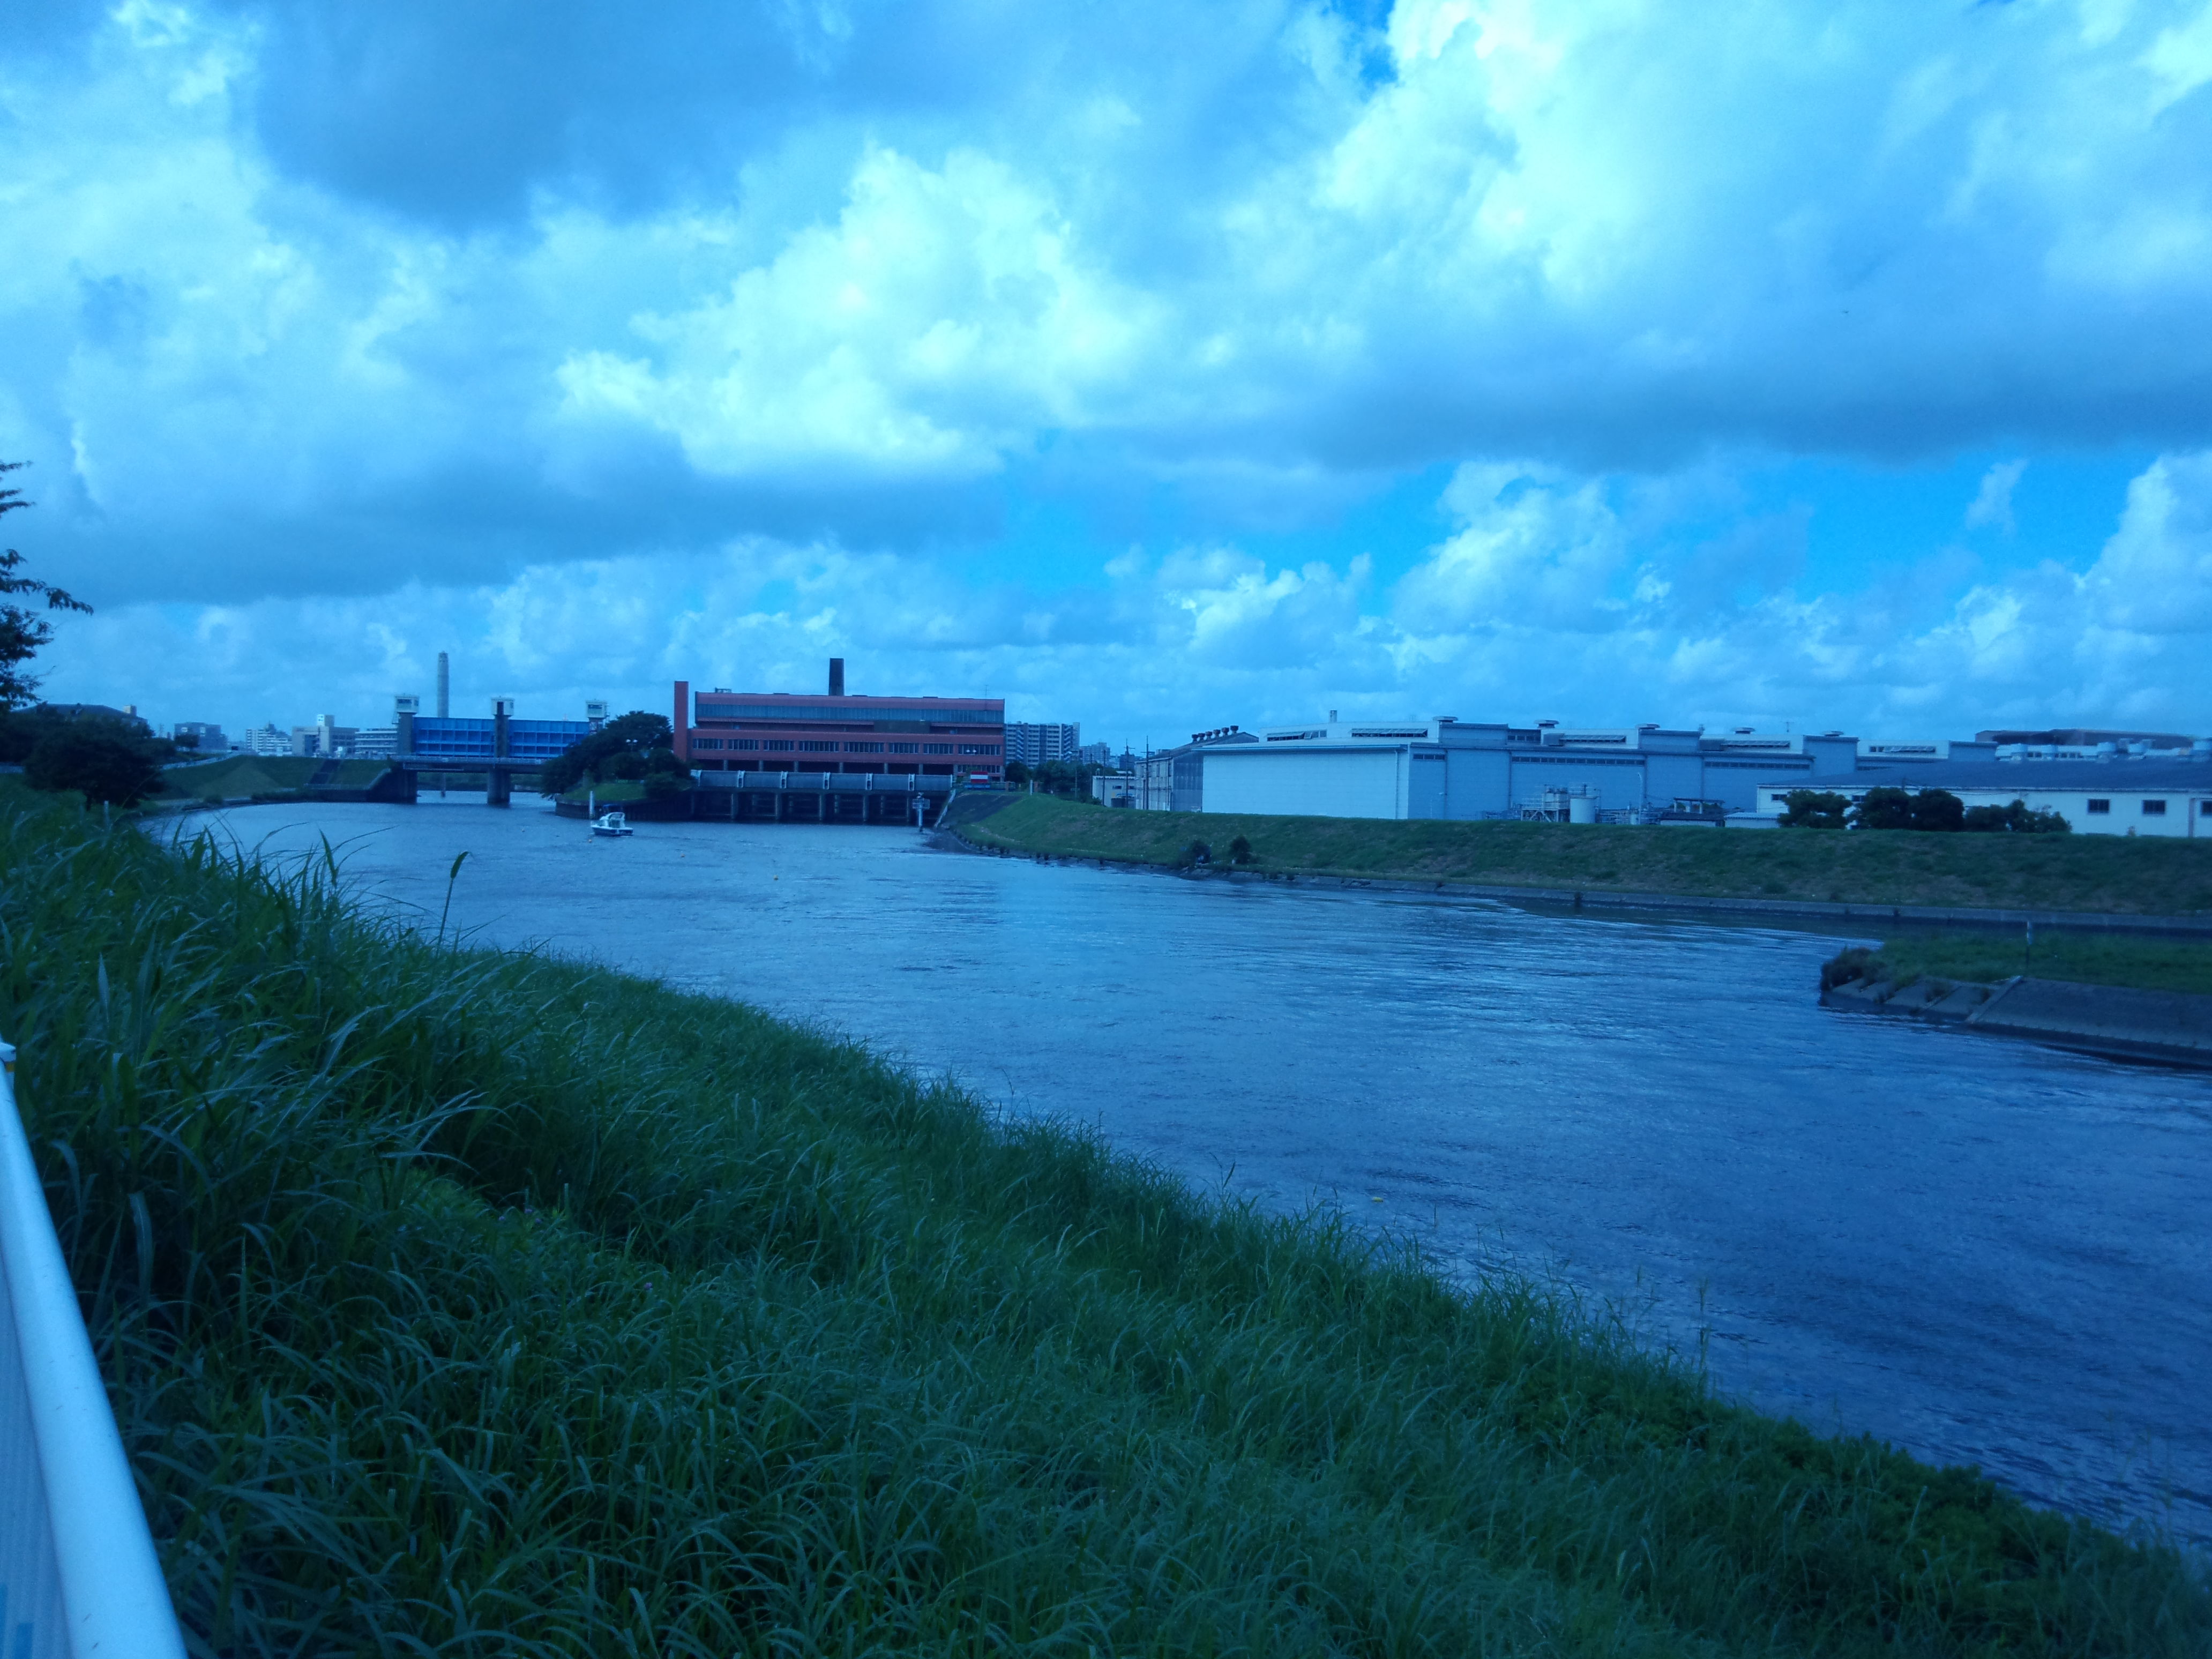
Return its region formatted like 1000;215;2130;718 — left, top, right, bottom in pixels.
1175;718;1877;822
1753;757;2212;838
1150;717;2212;831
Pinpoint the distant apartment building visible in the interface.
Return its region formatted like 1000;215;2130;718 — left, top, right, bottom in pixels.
675;658;1004;781
171;721;227;752
289;715;360;758
1005;721;1081;767
240;724;291;757
1077;740;1114;767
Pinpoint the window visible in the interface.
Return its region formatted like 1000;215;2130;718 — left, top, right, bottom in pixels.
2086;798;2110;814
888;742;919;754
761;740;794;752
798;740;839;752
845;741;884;753
924;743;953;754
693;738;722;750
958;743;999;756
731;738;757;750
2202;801;2212;817
2142;799;2167;816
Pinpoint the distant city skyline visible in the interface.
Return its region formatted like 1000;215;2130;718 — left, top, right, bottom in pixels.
5;3;2208;740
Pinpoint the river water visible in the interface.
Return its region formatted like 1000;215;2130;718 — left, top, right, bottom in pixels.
174;801;2212;1549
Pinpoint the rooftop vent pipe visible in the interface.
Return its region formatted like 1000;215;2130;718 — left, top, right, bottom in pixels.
828;657;846;697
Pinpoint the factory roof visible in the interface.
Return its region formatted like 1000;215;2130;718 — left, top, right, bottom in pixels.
1827;760;2212;793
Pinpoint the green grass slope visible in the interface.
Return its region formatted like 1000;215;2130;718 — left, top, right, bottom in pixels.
1837;930;2212;997
2;795;2205;1655
158;753;391;800
954;795;2212;916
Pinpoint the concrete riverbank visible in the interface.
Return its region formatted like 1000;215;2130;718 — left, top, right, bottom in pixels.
1822;972;2212;1066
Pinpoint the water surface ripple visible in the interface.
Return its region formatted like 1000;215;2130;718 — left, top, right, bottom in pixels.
181;803;2212;1548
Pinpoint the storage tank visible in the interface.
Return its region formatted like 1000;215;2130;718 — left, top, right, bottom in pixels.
1568;792;1598;825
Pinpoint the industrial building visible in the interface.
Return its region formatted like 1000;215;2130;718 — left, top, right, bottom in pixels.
1753;751;2212;838
394;695;605;767
1149;719;1875;822
1140;712;2211;833
675;659;1005;782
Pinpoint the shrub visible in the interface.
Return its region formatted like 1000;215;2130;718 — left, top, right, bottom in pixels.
1228;834;1254;864
1182;838;1212;866
1820;945;1883;990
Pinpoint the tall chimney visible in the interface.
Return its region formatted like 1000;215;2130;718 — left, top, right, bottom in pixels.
436;652;450;718
828;657;846;697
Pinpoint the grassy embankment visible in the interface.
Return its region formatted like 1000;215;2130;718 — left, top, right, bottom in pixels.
960;798;2212;996
558;778;651;805
152;753;394;805
951;795;2212;916
4;788;2208;1655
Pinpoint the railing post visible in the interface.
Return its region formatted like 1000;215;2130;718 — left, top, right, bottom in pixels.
0;1038;187;1659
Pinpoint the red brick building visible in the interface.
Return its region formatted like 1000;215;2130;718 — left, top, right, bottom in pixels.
674;661;1005;781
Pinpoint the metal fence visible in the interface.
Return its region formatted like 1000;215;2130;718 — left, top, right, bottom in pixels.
0;1038;186;1659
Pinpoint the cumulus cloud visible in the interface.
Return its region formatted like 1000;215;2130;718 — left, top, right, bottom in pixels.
2083;451;2212;634
7;0;2212;735
1392;463;1630;634
1965;460;2027;534
43;451;2210;748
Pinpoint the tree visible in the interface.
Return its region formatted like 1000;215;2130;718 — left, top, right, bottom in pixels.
1908;788;1964;832
539;711;686;796
1850;785;1968;832
1780;789;1850;829
1227;834;1254;865
1850;787;1915;831
1;462;92;709
1964;798;2071;834
1004;759;1031;786
23;721;165;805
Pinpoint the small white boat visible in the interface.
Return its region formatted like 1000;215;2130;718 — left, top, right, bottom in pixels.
590;810;633;838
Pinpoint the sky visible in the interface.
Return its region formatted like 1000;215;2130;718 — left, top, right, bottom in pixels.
4;0;2212;749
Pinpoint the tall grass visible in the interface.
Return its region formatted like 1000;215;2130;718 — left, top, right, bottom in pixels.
1837;929;2212;996
3;790;2206;1656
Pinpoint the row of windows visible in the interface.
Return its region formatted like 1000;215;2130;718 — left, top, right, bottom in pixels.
693;738;949;754
2083;799;2194;816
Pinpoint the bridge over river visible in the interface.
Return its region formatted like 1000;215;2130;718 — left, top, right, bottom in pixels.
383;758;953;823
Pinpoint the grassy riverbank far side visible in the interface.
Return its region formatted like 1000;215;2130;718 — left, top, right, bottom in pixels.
1834;930;2212;997
152;752;394;802
951;793;2212;915
3;797;2206;1656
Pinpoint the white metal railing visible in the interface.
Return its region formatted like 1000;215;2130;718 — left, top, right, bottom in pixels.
0;1039;186;1659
